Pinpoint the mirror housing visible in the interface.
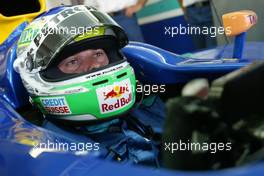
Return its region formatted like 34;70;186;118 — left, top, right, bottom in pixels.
222;10;257;37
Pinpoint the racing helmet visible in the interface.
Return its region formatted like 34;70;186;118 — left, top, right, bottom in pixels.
14;5;136;124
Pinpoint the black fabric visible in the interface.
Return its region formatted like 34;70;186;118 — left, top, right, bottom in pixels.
163;95;264;171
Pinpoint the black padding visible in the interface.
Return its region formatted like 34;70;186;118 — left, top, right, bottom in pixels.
0;0;41;16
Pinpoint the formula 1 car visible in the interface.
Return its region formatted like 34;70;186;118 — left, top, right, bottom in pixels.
0;0;264;175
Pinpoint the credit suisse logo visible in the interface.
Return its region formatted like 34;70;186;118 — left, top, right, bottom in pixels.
40;97;71;115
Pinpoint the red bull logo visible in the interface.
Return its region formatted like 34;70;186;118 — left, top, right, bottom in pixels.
101;93;132;113
96;79;133;114
103;85;129;100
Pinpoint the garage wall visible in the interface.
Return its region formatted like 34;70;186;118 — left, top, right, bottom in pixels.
211;0;264;45
136;0;195;54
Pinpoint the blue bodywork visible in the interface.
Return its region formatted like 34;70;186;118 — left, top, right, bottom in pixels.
123;41;264;84
1;22;264;175
0;22;29;109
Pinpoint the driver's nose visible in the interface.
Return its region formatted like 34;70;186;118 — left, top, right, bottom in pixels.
81;61;93;72
87;59;104;71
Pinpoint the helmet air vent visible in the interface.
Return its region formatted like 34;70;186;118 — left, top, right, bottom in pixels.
92;79;108;86
117;72;127;79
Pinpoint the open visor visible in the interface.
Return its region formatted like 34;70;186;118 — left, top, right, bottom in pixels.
40;36;126;82
23;6;128;72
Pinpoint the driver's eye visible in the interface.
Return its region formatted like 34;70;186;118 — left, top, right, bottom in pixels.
94;51;103;57
65;58;79;67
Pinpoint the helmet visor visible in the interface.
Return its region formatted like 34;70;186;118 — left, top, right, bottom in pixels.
31;6;127;71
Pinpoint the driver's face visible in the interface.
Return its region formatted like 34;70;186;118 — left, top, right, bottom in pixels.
58;49;109;74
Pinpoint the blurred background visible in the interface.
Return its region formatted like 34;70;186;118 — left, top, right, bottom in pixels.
46;0;264;54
